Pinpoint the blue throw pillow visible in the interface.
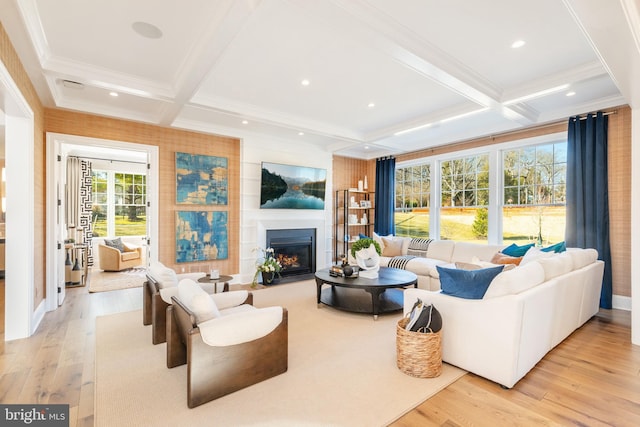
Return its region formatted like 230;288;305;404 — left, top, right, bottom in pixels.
437;265;505;299
501;242;534;257
541;241;566;253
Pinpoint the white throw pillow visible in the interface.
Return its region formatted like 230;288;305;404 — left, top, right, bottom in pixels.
178;279;221;323
148;261;178;289
519;247;553;266
483;261;545;298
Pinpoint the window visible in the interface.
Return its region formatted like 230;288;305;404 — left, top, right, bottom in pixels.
440;154;489;242
394;133;567;245
92;170;147;237
502;142;566;245
395;164;430;237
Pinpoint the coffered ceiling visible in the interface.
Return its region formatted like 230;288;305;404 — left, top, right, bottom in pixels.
2;0;639;159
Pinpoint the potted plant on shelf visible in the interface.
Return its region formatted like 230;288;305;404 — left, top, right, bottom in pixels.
252;247;282;287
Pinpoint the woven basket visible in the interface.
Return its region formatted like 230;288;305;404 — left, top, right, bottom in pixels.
396;317;442;378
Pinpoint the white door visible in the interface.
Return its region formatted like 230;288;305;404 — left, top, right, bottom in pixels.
46;136;66;306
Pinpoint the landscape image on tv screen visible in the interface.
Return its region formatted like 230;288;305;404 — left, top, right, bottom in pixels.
260;162;327;209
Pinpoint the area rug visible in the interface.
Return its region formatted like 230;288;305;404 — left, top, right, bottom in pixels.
88;267;146;293
95;280;466;426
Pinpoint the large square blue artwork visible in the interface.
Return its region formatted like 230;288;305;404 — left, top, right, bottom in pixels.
176;152;228;205
176;211;228;262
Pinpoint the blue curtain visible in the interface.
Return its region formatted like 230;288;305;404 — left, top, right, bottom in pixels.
374;157;396;236
566;112;612;309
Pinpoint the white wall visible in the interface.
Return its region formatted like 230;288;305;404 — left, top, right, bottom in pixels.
239;133;333;283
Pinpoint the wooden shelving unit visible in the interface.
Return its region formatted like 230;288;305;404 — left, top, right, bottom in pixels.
334;189;374;264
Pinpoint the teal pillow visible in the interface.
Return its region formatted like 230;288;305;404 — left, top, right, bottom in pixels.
502;242;534;257
437;265;505;299
541;241;566;253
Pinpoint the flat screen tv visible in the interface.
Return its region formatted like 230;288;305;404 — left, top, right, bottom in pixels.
260;162;327;209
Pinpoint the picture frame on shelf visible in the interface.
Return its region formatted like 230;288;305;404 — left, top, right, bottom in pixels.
360;200;372;208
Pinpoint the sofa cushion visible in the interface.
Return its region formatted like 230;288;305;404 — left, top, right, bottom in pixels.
501;242;535;257
537;252;574;280
567;248;598;270
437;265;504;299
121;250;140;261
450;242;503;263
103;237;124;252
178;279;221;323
381;237;404;257
483;261;546;298
198;306;283;347
426;240;456;262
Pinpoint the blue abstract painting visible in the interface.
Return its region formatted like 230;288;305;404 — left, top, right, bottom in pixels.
176;152;228;205
176;211;228;262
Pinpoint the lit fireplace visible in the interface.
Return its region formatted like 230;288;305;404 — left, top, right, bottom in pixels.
266;228;316;282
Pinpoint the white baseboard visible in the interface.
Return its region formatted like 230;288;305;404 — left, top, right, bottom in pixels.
612;294;631;311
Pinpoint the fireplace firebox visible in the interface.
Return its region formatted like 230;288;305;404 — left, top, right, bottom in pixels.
266;228;316;282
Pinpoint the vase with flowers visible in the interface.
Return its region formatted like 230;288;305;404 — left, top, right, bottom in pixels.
252;247;283;287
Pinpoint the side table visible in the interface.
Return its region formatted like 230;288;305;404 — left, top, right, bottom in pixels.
197;274;232;293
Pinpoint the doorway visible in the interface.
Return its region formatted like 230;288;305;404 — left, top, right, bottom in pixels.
46;133;159;311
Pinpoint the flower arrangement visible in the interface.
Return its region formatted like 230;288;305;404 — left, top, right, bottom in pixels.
252;247;283;286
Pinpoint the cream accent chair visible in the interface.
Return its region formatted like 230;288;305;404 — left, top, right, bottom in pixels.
167;279;288;408
143;261;227;344
98;242;143;271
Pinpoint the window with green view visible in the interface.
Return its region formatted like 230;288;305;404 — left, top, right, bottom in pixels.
440;154;489;242
394;163;430;238
92;170;147;237
502;142;566;245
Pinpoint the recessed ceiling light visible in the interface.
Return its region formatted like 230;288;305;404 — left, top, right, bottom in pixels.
242;120;249;124
364;146;370;150
109;92;118;97
367;103;375;108
511;40;526;49
132;21;163;39
301;79;310;86
298;132;305;136
566;91;576;97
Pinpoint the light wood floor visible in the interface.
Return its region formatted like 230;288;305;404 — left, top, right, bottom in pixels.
1;279;639;426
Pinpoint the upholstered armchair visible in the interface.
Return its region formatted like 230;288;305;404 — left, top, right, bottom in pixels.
143;261;228;344
98;242;143;271
167;279;288;408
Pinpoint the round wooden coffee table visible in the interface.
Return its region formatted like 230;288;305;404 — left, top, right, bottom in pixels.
315;267;417;319
197;274;232;293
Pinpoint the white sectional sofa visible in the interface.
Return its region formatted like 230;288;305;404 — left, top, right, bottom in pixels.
399;245;604;388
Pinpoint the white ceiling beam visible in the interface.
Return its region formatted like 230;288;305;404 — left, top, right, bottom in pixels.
158;0;260;126
293;0;536;125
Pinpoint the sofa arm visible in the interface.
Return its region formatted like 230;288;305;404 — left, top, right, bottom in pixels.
198;306;285;346
403;288;525;388
98;244;122;270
